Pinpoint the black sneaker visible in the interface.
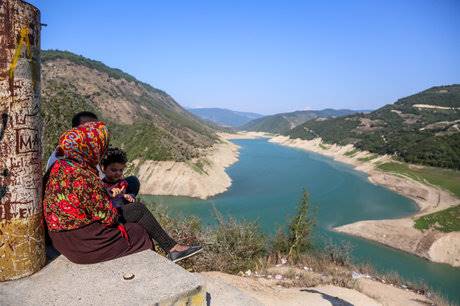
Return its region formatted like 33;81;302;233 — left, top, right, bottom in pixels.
167;246;203;263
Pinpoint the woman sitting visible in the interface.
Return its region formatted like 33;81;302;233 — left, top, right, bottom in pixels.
43;121;201;264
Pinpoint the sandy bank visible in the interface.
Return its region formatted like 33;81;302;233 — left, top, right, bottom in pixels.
134;138;239;199
133;131;270;199
219;131;272;139
201;271;432;306
269;135;460;267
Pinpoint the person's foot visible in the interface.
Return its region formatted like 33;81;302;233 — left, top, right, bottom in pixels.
169;244;189;253
167;245;203;263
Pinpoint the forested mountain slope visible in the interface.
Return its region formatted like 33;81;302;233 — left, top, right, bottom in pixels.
188;107;263;128
41;50;218;162
289;85;460;169
241;109;364;134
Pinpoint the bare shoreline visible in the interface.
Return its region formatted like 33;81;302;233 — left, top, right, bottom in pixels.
134;132;266;200
268;135;460;267
135;131;459;266
134;138;238;199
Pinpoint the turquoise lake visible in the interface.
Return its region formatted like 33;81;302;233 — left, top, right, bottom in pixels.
144;138;460;303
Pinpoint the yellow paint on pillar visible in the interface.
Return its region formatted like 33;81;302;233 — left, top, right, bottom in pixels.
8;27;32;81
0;214;46;281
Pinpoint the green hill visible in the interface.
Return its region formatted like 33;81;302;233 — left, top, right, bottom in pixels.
289;85;460;169
41;50;218;163
188;107;263;128
241;109;365;134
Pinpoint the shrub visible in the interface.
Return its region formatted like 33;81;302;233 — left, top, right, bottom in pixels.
271;190;315;262
145;201;266;273
199;213;267;273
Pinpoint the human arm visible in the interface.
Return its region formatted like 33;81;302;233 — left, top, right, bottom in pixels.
45;149;59;173
123;193;135;203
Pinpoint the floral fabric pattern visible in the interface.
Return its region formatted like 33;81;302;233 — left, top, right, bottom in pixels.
57;121;109;169
43;122;118;232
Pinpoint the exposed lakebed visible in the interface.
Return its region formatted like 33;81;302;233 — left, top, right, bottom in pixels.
144;138;460;302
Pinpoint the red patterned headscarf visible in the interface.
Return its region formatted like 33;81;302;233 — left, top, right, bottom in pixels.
57;121;109;169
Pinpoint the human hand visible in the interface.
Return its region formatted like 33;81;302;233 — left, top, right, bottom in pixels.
123;194;135;203
111;185;126;198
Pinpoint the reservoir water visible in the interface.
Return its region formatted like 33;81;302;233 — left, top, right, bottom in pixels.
144;138;460;302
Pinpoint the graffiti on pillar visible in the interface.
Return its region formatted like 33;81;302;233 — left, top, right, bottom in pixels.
0;0;45;281
0;0;42;221
16;128;39;153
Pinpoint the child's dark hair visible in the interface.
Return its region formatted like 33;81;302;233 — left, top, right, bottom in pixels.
102;147;128;167
72;111;98;127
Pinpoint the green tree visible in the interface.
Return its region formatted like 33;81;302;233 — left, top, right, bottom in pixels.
287;190;315;260
272;189;315;262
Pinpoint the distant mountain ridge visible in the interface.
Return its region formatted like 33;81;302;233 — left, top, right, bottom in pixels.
188;107;263;128
41;50;217;162
241;109;367;134
288;85;460;169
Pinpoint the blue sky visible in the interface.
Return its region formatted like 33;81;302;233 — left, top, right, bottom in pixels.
29;0;460;115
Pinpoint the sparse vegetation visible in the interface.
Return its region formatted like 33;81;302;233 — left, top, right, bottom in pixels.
344;149;359;157
377;162;460;198
357;154;378;162
43;50;160;89
415;205;460;232
187;159;209;175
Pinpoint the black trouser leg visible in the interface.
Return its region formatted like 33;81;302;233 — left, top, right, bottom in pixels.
121;202;177;252
125;176;140;196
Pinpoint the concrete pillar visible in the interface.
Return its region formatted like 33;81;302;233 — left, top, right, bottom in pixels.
0;0;45;281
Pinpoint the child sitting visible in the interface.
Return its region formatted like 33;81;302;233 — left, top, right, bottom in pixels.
101;147;136;208
101;147;203;262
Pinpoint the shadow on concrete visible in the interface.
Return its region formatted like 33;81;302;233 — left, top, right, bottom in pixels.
301;289;354;306
45;245;60;264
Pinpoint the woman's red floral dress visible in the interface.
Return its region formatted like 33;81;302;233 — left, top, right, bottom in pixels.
43;121;117;231
44;159;118;231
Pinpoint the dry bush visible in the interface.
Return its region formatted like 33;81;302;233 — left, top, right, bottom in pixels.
190;215;267;273
146;202;266;273
430;294;457;306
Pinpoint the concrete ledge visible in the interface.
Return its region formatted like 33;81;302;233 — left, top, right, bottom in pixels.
0;250;205;306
